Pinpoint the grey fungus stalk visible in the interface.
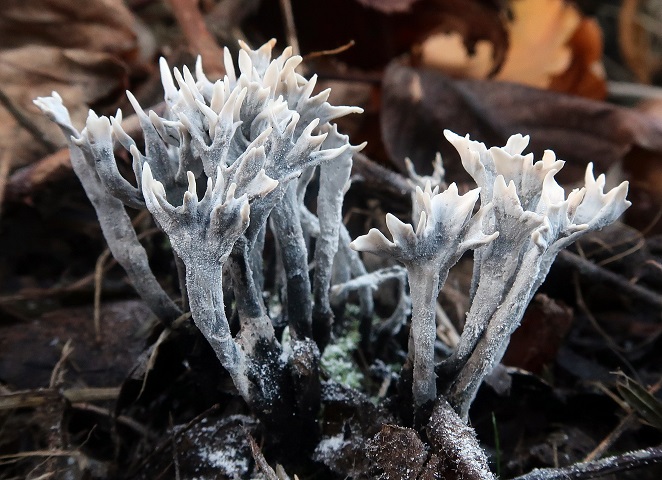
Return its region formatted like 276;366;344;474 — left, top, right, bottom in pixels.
350;183;497;406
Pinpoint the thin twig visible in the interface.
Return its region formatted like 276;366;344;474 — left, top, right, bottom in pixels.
595;237;645;267
49;340;74;388
608;81;662;99
584;376;662;462
559;250;662;311
0;450;80;462
352;152;413;197
304;40;355;61
0;387;120;410
93;224;159;341
573;272;638;376
588;415;639;462
0;268;115;304
510;445;662;480
245;429;280;480
278;0;299;56
166;0;225;77
72;403;153;438
0;141;14;223
0;88;60;152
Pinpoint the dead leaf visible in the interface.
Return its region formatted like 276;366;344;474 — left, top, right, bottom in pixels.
418;0;606;99
502;294;574;374
260;0;508;72
129;414;259;479
381;58;662;184
365;424;431;479
496;0;580;88
0;0;145;169
0;0;137;53
4;148;72;203
407;0;509;77
618;0;656;84
549;17;607;100
0;300;151;390
418;32;496;79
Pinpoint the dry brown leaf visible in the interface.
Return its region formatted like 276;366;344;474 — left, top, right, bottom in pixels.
496;0;580;88
0;0;137;53
381;59;662;184
409;0;509;77
418;0;606;99
549;17;607;100
0;0;144;169
418;32;496;79
262;0;508;72
619;0;654;84
0;300;150;389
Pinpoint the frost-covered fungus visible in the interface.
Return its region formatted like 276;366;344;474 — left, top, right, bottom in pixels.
33;93;182;325
351;183;497;406
532;163;631;291
141;149;277;399
439;132;567;380
37;41;366;441
438;175;546;381
209;41;364;343
404;154;445;192
312;125;365;347
440;132;630;420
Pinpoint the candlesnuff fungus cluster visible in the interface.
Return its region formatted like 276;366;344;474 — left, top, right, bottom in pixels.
34;40;364;437
35;38;631;474
351;130;630;416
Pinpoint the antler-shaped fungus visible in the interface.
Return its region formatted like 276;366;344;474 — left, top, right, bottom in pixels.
141;155;276;400
36;41;368;446
33;94;183;325
440;131;630;419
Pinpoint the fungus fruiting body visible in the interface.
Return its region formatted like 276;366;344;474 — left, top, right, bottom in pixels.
35;41;364;438
36;38;631;477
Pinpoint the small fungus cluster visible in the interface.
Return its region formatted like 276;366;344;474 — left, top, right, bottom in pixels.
36;41;630;470
351;130;630;416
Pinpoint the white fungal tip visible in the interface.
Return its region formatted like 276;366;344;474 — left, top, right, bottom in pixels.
226;182;238;202
187;171;196;194
240;201;250;222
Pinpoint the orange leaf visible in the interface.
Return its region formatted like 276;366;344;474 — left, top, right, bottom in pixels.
549;17;607;100
496;0;581;88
